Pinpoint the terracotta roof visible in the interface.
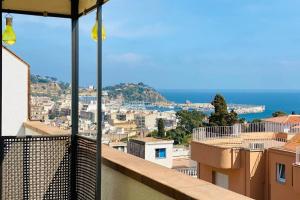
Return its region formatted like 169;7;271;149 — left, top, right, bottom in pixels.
280;133;300;152
263;115;300;124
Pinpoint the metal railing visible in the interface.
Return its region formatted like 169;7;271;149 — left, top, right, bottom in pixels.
1;135;99;200
2;135;71;200
175;167;197;177
193;122;300;141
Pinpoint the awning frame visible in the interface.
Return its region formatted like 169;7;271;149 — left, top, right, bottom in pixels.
2;0;108;18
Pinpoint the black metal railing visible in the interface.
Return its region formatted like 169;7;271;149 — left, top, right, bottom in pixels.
1;135;98;200
76;136;97;200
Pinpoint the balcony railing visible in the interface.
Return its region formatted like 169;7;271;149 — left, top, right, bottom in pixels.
175;167;197;177
2;135;72;200
193;122;300;141
1;134;99;200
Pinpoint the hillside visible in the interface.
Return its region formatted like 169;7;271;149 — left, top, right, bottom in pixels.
30;75;166;103
31;74;70;90
104;82;167;103
30;74;70;99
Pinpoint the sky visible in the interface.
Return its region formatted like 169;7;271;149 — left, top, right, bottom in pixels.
2;0;300;90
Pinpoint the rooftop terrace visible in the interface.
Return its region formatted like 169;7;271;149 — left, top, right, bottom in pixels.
192;122;300;150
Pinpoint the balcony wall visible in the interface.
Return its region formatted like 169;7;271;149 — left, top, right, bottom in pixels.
102;144;251;200
191;141;241;169
24;121;70;136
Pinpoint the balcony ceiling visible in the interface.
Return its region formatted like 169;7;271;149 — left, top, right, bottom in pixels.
2;0;109;18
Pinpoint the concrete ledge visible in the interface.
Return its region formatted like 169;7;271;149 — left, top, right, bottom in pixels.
24;121;70;136
102;145;251;200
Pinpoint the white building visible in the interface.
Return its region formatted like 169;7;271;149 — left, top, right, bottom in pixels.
127;137;174;168
2;46;29;136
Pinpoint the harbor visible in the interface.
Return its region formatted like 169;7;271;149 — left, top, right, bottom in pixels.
123;101;266;115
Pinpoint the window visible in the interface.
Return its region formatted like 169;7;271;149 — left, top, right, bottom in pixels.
155;148;166;159
276;163;286;183
213;171;229;189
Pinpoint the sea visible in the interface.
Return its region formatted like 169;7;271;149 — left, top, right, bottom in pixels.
158;89;300;122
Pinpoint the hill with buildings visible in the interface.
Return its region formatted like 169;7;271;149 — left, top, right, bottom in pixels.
30;74;70;98
30;75;167;103
104;82;167;103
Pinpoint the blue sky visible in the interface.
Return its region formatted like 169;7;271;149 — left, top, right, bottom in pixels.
2;0;300;90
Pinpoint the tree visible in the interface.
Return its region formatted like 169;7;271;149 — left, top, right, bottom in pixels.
166;128;190;145
212;94;228;114
209;94;240;126
149;110;206;145
157;118;165;138
272;111;287;117
252;118;262;123
176;110;206;133
147;130;158;138
226;109;241;125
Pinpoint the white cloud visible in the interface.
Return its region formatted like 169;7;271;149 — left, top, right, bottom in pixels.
106;20;170;39
279;60;300;67
106;52;147;66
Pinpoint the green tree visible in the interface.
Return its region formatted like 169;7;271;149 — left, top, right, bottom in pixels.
176;110;206;133
147;130;158;137
166;128;190;145
147;110;205;145
252;118;262;123
157;118;165;138
209;94;240;126
272;111;287;117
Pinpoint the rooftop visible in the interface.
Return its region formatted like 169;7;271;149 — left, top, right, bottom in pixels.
130;137;174;144
263;115;300;124
172;158;197;169
191;122;300;150
272;133;300;152
196;132;287;150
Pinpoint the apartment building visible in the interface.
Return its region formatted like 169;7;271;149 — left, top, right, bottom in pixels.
268;134;300;200
2;46;29;136
191;122;300;200
128;137;174;168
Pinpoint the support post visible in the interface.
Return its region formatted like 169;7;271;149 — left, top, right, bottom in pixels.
0;2;3;199
95;3;103;200
71;0;79;199
0;1;4;199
